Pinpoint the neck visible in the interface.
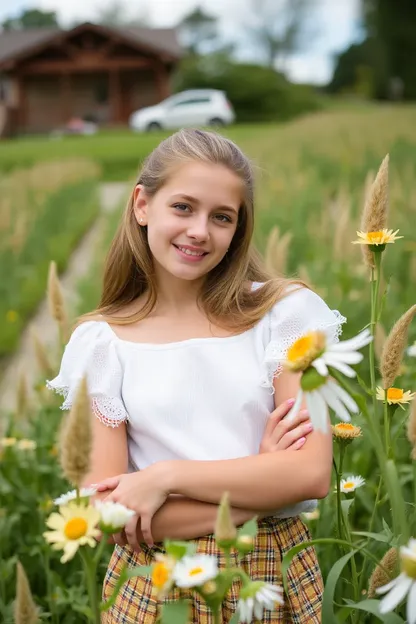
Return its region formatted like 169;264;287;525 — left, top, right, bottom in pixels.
153;271;205;315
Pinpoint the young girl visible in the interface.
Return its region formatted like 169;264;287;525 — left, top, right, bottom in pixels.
47;128;345;623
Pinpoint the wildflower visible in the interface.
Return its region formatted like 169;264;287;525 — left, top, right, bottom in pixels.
201;580;217;595
368;547;398;598
376;387;415;409
303;509;320;521
377;537;416;622
352;229;403;250
236;534;255;554
54;487;97;506
95;500;135;533
43;502;100;563
14;561;39;624
47;260;69;343
6;310;18;323
172;554;218;588
215;492;237;548
332;423;362;440
1;437;17;447
59;375;92;488
381;305;416;389
237;581;284;623
16;439;37;451
151;554;176;598
407;342;416;358
339;475;365;494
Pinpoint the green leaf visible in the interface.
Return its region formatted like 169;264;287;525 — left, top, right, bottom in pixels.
355;372;372;396
229;612;240;624
385;459;409;542
161;600;190;624
341;498;354;524
237;517;258;538
351;531;391;544
165;540;197;560
322;549;358;623
342;598;404;623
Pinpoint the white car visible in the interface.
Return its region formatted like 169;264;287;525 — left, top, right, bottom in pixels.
129;89;235;132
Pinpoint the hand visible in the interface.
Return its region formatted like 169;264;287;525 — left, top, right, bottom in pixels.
95;463;171;548
259;400;313;454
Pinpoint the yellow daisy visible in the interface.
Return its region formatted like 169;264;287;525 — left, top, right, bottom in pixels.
1;437;17;447
43;502;100;563
376;387;415;409
352;229;403;246
332;423;362;440
151;554;176;598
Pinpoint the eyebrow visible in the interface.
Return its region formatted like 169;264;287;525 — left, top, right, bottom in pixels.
170;194;238;215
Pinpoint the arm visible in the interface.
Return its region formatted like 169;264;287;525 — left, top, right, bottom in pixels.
163;371;333;510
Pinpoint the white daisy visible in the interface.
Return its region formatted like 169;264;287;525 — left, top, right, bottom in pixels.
377;538;416;624
238;581;284;623
172;554;218;589
43;502;101;563
408;343;416;358
54;487;97;506
311;329;372;379
339;475;365;494
95;500;135;532
287;377;359;433
16;439;37;451
151;553;177;598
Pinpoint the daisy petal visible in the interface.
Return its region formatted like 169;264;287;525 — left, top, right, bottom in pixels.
286;390;303;422
319;383;351;422
379;575;412;613
324;351;363;365
312;358;329;377
327;360;357;378
407;581;416;624
330;329;372;352
307;390;329;432
326;380;359;413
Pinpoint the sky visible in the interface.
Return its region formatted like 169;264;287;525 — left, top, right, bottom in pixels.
0;0;363;84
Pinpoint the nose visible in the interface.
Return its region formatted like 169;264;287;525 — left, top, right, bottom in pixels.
186;215;210;242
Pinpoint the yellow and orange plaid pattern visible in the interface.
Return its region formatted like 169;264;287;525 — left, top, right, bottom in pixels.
102;515;323;623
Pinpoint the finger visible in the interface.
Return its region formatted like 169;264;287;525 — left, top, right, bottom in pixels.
140;514;154;547
289;436;306;450
112;531;126;546
263;398;296;438
269;410;311;445
124;516;140;550
274;420;313;448
95;476;122;492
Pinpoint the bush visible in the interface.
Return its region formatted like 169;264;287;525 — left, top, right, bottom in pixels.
173;54;323;122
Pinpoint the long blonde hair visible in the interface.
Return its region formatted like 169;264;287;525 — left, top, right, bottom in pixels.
79;128;305;332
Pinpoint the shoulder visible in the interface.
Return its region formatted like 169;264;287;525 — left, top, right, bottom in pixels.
68;319;114;345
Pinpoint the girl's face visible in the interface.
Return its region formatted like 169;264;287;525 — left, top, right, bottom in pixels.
133;162;243;283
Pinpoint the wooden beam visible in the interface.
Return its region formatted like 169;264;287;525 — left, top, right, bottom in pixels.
153;61;170;100
20;57;152;74
109;69;121;124
60;72;71;123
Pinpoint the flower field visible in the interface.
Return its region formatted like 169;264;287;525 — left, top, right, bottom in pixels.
1;103;416;622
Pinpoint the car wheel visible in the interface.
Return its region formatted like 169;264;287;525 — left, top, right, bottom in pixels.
146;121;162;131
208;118;225;128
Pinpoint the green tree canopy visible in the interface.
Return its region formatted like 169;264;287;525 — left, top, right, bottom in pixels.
2;9;59;30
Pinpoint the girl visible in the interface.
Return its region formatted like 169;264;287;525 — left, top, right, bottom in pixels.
47;128;345;623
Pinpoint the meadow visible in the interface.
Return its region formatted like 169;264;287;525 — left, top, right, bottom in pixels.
1;102;416;622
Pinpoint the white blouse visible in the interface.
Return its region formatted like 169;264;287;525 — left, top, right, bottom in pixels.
47;285;346;518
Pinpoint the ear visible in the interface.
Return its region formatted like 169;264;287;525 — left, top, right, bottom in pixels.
132;185;150;226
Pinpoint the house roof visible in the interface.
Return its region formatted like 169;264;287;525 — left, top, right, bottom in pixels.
0;22;183;67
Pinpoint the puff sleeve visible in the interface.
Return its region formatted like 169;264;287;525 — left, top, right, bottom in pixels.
262;287;347;391
46;321;129;427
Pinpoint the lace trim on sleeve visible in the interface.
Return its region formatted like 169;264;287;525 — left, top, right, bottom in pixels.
46;379;128;428
262;309;347;392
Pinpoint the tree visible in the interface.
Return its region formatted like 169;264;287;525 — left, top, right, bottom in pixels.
177;6;218;55
2;9;59;30
245;0;318;70
95;0;151;27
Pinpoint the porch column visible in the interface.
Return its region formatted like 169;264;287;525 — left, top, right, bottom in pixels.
109;69;121;124
154;61;170;101
60;71;71;123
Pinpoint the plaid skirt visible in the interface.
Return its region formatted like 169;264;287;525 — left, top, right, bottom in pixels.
101;515;323;623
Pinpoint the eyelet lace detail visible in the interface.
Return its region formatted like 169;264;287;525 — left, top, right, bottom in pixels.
262;308;347;392
46;379;128;428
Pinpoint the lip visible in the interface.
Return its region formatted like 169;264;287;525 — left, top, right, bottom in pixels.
173;244;209;262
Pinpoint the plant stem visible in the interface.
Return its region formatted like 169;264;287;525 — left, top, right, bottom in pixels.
383;399;391;457
80;549;100;624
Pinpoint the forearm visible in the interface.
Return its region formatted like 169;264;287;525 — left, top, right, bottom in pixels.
141;496;263;544
165;437;332;511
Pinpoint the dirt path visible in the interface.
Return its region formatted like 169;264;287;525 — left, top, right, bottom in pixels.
0;182;128;417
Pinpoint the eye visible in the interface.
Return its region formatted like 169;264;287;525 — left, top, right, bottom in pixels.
215;214;233;223
173;203;191;213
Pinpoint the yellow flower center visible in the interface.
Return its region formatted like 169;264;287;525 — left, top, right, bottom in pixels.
152;563;170;588
343;482;354;490
286;331;326;371
336;423;354;432
64;517;88;540
387;388;404;401
367;231;384;244
189;567;204;576
402;553;416;580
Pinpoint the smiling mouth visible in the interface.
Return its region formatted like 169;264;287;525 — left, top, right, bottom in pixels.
173;245;209;257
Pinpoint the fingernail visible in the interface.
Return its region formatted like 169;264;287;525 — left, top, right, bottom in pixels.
287;398;296;407
305;423;313;432
296;437;306;447
300;409;309;416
